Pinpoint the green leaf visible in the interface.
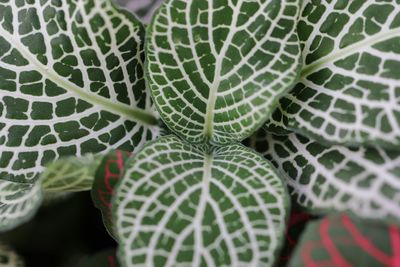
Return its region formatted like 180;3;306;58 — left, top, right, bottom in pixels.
92;150;131;239
0;0;159;184
41;154;102;192
115;0;164;24
267;0;400;149
146;0;302;145
0;180;43;231
249;129;400;221
0;243;25;267
113;135;289;266
289;214;400;267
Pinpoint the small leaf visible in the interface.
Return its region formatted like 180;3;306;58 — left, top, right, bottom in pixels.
267;0;400;149
113;135;289;266
115;0;164;24
147;0;302;145
0;180;42;231
91;150;131;239
41;154;102;192
289;214;400;267
249;129;400;221
0;243;25;267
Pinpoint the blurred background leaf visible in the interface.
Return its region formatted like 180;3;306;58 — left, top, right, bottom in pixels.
114;0;163;24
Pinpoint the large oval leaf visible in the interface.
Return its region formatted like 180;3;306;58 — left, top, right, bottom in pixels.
289;214;400;267
267;0;400;149
146;0;301;145
249;129;400;221
113;135;289;266
0;0;159;184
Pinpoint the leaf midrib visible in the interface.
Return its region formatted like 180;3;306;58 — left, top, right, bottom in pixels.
1;28;158;126
202;1;243;142
192;153;212;265
301;27;400;77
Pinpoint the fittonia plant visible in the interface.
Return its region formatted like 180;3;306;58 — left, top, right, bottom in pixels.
0;0;399;266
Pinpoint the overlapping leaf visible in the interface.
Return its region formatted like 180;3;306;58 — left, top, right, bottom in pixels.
289;214;400;267
115;0;164;24
92;150;131;239
41;154;102;192
147;0;301;145
249;129;400;221
267;0;400;149
0;0;159;184
113;135;289;266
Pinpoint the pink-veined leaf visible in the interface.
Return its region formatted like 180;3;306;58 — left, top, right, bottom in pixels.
289;214;400;267
91;150;131;239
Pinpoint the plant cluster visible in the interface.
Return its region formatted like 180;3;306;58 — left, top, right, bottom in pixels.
0;0;399;266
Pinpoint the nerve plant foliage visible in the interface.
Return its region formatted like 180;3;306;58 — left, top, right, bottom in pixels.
0;0;399;266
